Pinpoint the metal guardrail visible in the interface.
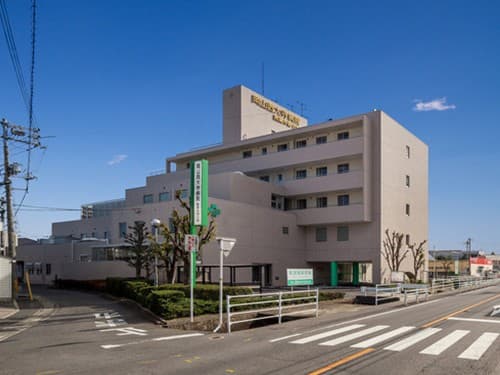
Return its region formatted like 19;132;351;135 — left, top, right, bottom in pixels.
226;289;319;334
361;275;500;306
360;283;401;305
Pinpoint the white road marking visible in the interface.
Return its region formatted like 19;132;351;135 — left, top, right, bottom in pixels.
100;327;148;336
458;332;499;360
152;333;204;341
420;330;470;355
351;326;415;348
269;299;441;343
384;328;442;352
319;325;389;347
290;324;365;344
100;333;205;349
269;333;302;343
448;317;500;324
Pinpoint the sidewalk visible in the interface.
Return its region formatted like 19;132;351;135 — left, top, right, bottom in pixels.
0;300;19;320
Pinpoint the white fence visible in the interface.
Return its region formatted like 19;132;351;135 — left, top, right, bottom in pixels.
226;289;319;334
361;275;500;306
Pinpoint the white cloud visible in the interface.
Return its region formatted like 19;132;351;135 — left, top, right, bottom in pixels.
107;154;128;166
413;97;456;112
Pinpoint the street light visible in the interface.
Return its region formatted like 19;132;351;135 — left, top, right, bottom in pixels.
213;237;236;333
151;219;161;288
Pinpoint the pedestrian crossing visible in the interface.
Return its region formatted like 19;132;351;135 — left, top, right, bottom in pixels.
272;324;499;361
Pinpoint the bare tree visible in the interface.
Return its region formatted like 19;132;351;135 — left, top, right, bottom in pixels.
408;240;427;282
437;255;454;277
151;193;217;284
124;221;150;278
382;229;409;272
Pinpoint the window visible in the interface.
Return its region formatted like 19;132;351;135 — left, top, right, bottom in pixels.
282;226;289;235
186;162;190;169
316;135;327;144
277;143;288;152
316;227;327;242
337;194;350;206
168;218;175;231
80;255;90;262
316;166;327;177
242;150;252;158
271;194;284;210
46;263;51;275
406;234;411;246
337;226;349;241
277;174;283;183
337;131;349;140
259;175;270;182
119;222;127;238
143;194;153;204
295;139;307;148
337;163;349;174
103;231;108;239
405;175;410;187
316;197;328;208
295;169;307;179
159;191;171;202
406;145;411;158
296;199;307;209
261;147;267;155
175;189;188;199
405;204;410;216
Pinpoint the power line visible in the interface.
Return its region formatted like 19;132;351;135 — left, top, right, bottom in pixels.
0;0;30;111
15;0;37;216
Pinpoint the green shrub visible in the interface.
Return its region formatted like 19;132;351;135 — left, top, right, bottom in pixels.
146;290;185;314
319;291;345;301
158;284;252;300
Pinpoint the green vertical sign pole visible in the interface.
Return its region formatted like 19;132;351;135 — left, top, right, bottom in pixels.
330;261;338;287
189;159;209;322
352;262;359;286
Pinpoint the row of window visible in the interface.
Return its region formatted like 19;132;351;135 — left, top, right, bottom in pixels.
315;226;349;242
281;225;349;242
290;194;350;210
25;263;51;275
242;131;350;159
143;189;188;204
259;163;350;183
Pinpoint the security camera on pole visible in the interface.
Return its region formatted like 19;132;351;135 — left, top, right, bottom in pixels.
187;159;208;322
213;237;236;333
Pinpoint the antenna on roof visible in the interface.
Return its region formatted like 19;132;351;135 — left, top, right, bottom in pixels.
296;100;308;116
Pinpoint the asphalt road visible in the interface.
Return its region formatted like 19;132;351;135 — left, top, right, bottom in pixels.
1;284;499;375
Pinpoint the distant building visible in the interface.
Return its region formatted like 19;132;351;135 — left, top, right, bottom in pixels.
17;85;429;286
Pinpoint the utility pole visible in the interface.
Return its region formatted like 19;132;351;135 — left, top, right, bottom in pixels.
2;119;16;259
1;118;42;300
465;238;472;275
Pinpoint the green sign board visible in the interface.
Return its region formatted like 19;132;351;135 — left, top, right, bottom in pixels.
287;268;314;286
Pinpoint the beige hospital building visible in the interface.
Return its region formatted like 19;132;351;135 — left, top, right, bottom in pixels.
18;85;429;286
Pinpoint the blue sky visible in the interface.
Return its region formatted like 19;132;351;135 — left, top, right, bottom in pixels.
1;0;499;252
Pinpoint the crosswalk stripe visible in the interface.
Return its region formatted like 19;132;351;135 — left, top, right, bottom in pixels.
384;328;442;352
319;325;389;347
351;326;415;348
290;324;365;344
458;332;499;360
420;330;470;355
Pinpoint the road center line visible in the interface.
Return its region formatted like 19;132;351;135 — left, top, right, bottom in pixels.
307;348;376;375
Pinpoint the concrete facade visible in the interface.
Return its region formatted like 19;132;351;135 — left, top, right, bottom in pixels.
17;85;428;286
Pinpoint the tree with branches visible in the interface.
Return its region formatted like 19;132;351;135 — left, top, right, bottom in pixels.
152;192;217;284
408;239;427;282
382;229;409;272
124;221;151;278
